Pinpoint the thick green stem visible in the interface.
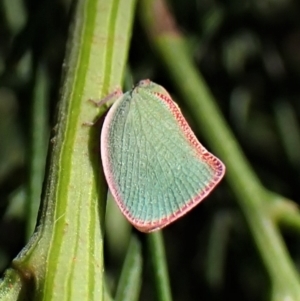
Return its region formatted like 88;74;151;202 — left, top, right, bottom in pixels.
5;0;137;300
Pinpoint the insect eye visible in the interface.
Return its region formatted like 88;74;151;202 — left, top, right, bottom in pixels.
138;79;151;87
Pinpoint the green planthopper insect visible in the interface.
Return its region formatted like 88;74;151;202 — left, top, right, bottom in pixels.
98;79;225;232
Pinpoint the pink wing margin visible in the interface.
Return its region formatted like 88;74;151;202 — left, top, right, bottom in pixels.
101;85;225;233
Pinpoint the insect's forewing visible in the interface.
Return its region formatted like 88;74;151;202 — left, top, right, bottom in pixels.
101;81;225;232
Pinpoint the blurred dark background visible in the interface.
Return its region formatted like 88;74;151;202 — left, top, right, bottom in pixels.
1;0;300;300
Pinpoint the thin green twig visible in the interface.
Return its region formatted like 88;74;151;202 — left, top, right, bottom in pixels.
114;236;142;301
147;232;173;301
26;63;49;239
140;0;300;299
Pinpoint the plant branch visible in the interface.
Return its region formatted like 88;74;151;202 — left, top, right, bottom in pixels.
140;0;300;299
1;0;137;300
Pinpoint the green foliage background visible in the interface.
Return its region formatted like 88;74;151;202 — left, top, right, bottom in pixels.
1;0;300;300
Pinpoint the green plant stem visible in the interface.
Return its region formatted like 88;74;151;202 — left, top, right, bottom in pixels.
4;0;137;300
0;269;24;300
114;236;142;301
147;232;173;301
140;0;300;299
267;193;300;231
26;64;49;239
